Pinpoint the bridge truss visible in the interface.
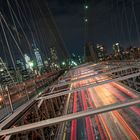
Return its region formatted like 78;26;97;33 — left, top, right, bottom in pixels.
0;61;140;140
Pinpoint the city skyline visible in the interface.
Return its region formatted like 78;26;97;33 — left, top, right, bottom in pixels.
47;0;140;54
1;0;140;60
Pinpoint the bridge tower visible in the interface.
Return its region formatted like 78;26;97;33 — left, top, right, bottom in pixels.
84;42;98;62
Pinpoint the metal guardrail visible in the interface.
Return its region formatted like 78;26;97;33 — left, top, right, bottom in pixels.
1;61;140;138
0;71;62;122
0;98;140;136
37;70;140;100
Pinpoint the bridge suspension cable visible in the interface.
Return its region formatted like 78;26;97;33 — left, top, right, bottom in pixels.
0;14;16;71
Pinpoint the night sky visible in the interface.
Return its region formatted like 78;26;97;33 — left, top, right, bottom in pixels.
47;0;140;55
1;0;140;60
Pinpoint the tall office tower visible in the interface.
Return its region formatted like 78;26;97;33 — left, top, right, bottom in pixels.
16;59;30;82
50;47;58;63
113;43;122;54
24;54;31;70
34;48;43;69
96;44;107;61
16;59;26;70
50;47;59;70
113;43;123;60
0;58;15;87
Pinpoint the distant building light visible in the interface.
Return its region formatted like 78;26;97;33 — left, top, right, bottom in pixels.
116;43;119;46
71;61;77;66
84;18;88;22
84;5;89;9
34;47;43;68
0;68;4;72
28;61;34;68
62;62;66;66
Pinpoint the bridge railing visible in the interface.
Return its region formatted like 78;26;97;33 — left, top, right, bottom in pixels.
0;71;63;122
103;60;140;67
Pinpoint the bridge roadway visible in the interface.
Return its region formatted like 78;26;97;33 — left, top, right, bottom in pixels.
0;62;140;139
66;68;140;140
37;71;140;100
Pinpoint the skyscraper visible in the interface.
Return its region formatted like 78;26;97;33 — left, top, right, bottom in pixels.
0;58;15;86
50;47;58;63
49;47;59;70
113;43;121;54
112;43;123;60
34;48;43;69
16;59;26;70
96;44;107;61
24;54;31;69
16;59;30;82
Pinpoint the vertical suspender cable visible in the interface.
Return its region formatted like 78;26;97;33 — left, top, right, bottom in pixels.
131;0;140;45
83;0;88;43
12;0;36;47
7;0;20;42
42;0;69;59
14;0;24;27
33;0;61;59
0;57;15;85
7;1;33;57
123;0;132;45
120;7;127;45
1;13;30;69
13;0;45;64
109;0;115;43
116;0;126;44
0;34;8;64
115;0;121;42
83;0;88;59
29;0;50;57
0;14;16;71
110;0;119;42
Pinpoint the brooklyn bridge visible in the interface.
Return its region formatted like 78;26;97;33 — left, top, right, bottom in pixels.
0;0;140;140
